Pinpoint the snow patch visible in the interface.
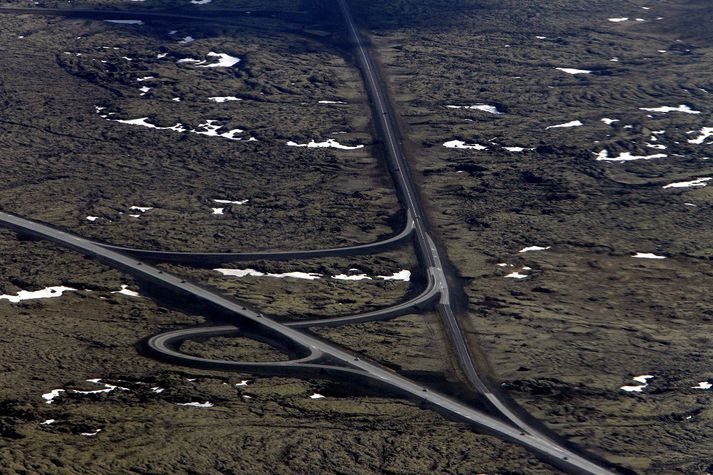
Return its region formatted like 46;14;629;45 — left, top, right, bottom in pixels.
42;389;65;404
209;96;242;103
555;67;591;75
663;177;712;189
688;127;713;145
546;120;583;129
1;286;77;303
112;285;140;297
446;104;503;115
443;140;487;150
287;139;363;150
632;253;666;259
621;375;654;392
639;105;701;114
213;199;248;205
199;52;240;68
176;401;214;407
519;246;550;253
595;150;666;162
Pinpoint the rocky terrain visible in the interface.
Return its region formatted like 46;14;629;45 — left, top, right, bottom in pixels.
0;8;398;252
2;0;712;473
0;231;555;474
356;0;713;472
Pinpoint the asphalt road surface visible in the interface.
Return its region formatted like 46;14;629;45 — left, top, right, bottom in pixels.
0;210;614;474
0;3;623;474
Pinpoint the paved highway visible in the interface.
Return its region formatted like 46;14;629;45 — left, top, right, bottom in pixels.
335;1;617;473
0;210;613;474
0;4;621;473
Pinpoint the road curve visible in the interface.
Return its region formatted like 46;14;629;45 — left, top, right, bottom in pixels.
286;265;440;328
0;210;614;474
98;212;415;265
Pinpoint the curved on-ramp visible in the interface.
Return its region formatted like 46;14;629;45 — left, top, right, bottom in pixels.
0;210;616;475
98;212;415;265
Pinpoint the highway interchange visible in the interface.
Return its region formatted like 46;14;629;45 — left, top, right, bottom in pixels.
0;3;623;474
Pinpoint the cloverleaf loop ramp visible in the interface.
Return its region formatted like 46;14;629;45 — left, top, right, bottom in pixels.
0;210;610;475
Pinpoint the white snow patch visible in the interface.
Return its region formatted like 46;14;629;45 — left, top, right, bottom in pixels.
505;269;530;279
639;105;701;114
151;387;165;393
1;286;77;303
318;100;347;104
555;67;592;75
287;139;364;150
595;150;667;162
546;120;583;129
129;206;152;212
192;120;245;140
378;270;411;282
621;375;654;392
692;381;712;390
176;401;214;407
332;273;372;281
112;285;140;297
86;216;99;222
114;117;187;132
41;419;56;425
519;246;551;253
646;143;667;150
42;389;65;404
190;0;212;3
209;96;242;103
213;199;248;205
80;429;102;436
235;380;250;387
608;17;629;22
601;118;619;125
178;36;194;44
215;268;323;280
446;104;503;115
212;208;225;215
663;177;712;189
443;140;488;150
503;146;529;152
688;127;713;145
198;52;240;68
309;393;325;399
632;253;666;259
